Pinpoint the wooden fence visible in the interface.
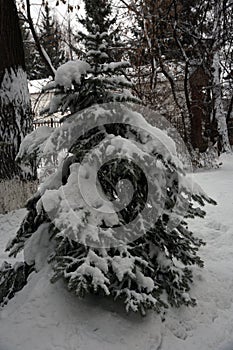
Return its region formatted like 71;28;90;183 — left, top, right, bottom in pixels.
33;118;62;130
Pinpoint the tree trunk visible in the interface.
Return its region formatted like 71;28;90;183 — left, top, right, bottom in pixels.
189;66;209;152
211;1;231;154
0;0;33;179
212;51;231;153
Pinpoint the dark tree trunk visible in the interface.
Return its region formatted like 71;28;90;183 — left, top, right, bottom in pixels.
189;66;210;152
0;0;33;180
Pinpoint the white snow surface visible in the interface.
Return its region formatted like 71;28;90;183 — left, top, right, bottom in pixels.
28;79;50;94
1;155;233;350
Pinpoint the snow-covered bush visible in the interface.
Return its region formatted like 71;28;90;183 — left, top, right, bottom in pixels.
16;125;60;182
191;144;221;170
7;103;216;315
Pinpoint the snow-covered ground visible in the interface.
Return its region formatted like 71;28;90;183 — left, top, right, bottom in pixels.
1;155;233;350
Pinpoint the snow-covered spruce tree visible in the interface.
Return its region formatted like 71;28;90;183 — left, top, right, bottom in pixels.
6;0;216;314
7;104;216;314
42;0;138;116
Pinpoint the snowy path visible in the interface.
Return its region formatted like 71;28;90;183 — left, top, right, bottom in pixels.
1;155;233;350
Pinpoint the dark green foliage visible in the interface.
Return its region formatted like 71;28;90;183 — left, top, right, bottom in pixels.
43;0;139;115
6;104;216;315
21;4;67;80
19;20;37;80
0;261;33;307
3;0;217;316
38;4;66;78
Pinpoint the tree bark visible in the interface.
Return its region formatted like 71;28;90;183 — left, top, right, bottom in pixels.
212;51;231;153
211;1;231;153
0;0;33;179
189;66;209;151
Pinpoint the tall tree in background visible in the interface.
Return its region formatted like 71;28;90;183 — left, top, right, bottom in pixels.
121;0;232;154
35;4;67;79
210;0;232;153
121;0;194;143
19;2;67;80
0;0;32;179
19;19;39;80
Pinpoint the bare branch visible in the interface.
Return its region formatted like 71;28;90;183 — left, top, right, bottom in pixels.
25;0;56;78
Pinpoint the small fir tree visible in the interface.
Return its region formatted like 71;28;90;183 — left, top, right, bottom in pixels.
7;104;216;314
4;0;216;315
